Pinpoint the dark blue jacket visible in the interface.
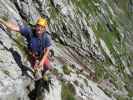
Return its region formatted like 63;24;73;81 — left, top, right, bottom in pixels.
19;25;52;56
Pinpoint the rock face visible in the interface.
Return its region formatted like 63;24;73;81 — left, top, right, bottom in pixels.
0;23;30;99
0;0;133;100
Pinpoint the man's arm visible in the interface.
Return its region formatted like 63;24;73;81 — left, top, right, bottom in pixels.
39;48;50;69
0;18;20;32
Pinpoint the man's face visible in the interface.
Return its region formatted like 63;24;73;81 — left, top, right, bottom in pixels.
35;24;45;36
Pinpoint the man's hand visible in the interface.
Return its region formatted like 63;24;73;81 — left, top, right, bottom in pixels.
38;60;44;70
33;60;43;71
0;18;20;32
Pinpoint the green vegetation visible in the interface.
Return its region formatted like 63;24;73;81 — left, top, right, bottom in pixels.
63;64;72;75
124;76;133;98
127;86;133;98
116;96;128;100
94;21;120;50
61;82;76;100
72;0;100;16
117;0;129;15
1;16;9;21
15;33;30;60
48;0;60;19
102;89;112;97
95;63;105;81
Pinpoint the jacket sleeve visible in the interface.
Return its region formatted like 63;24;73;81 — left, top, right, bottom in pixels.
19;25;32;44
45;34;52;48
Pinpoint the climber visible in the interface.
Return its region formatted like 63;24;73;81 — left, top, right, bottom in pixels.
0;17;52;78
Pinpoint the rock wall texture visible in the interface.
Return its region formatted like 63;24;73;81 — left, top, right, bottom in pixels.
0;0;133;100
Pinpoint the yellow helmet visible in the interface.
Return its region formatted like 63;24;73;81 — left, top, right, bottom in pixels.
36;17;48;27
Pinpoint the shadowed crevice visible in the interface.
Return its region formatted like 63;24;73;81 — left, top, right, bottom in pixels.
0;40;34;79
